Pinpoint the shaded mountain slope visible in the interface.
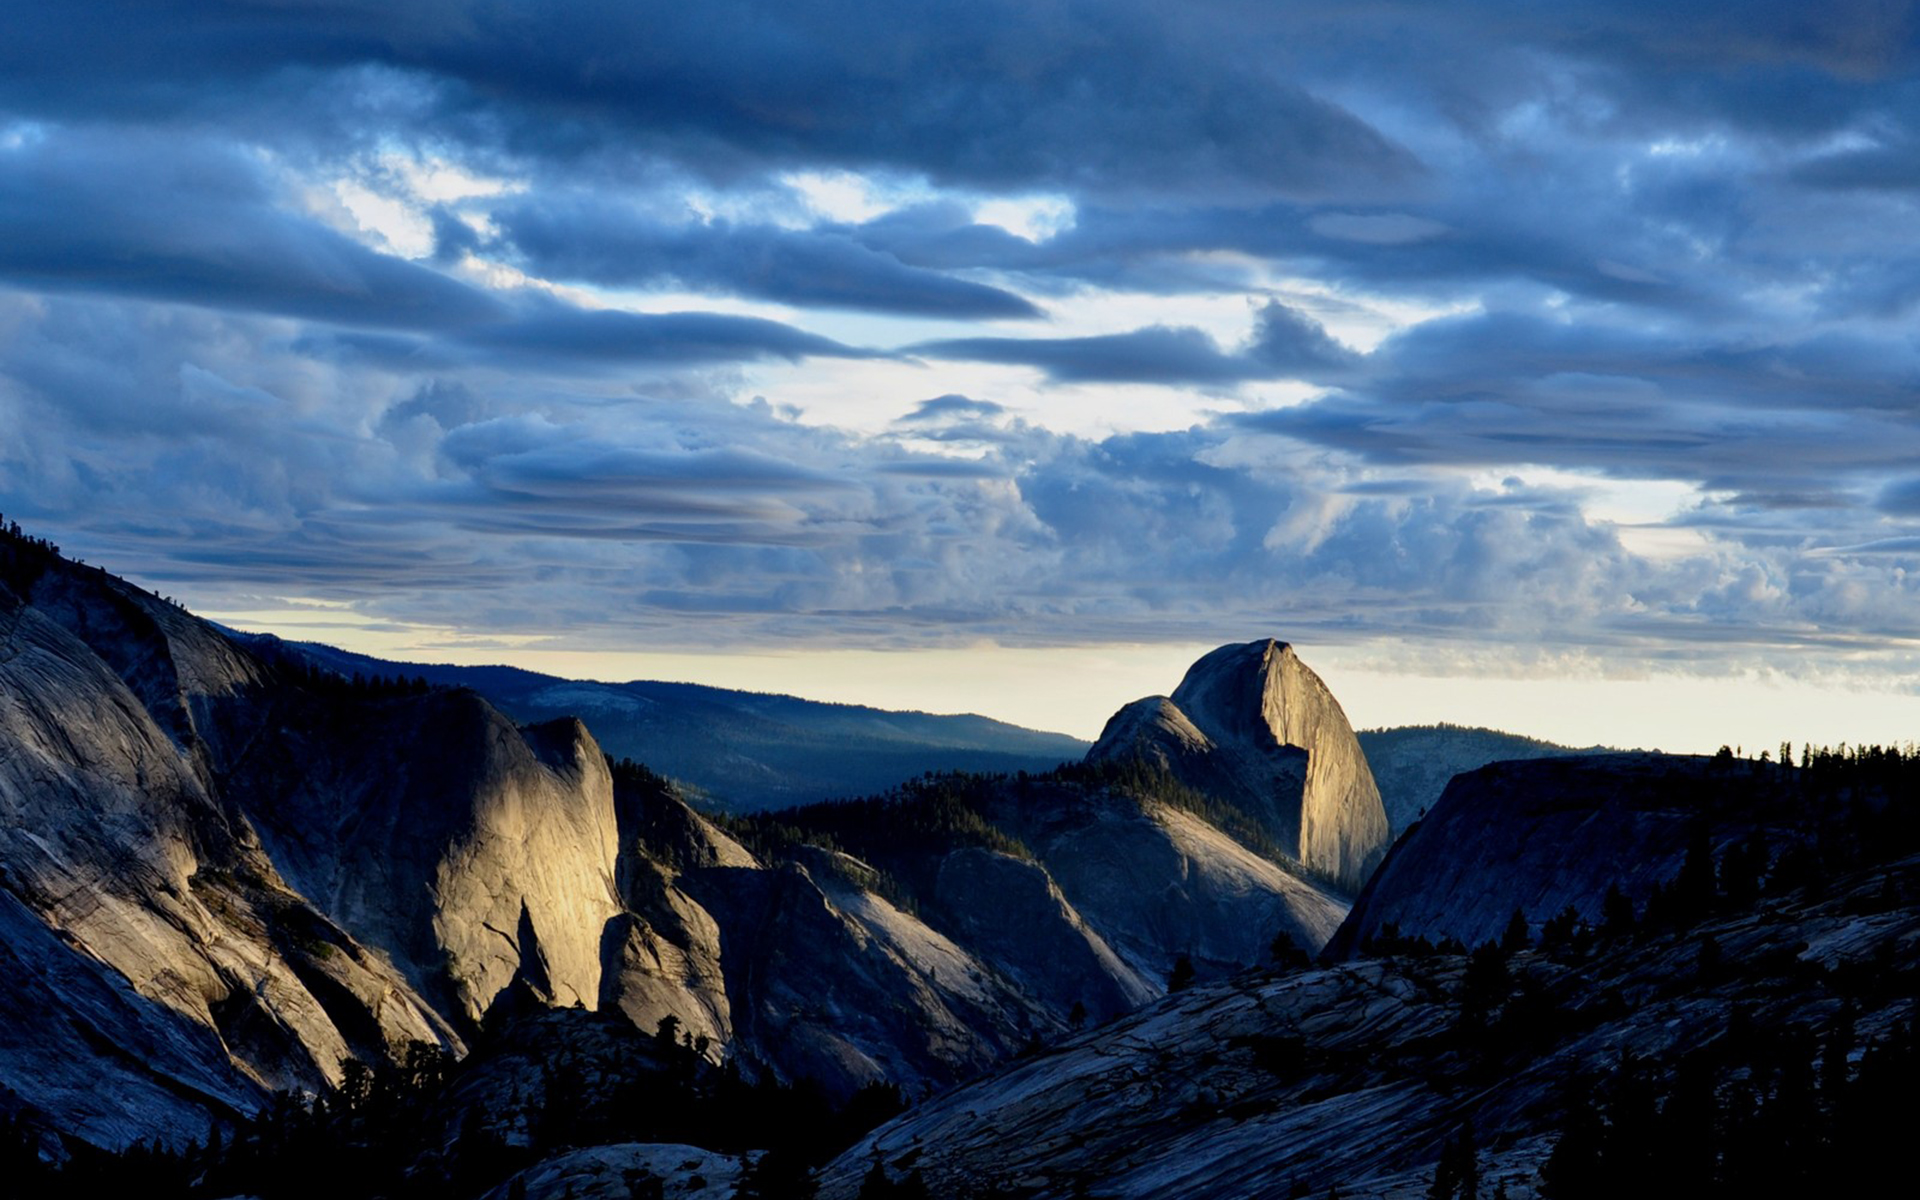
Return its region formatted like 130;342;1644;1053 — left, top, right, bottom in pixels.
1356;723;1606;838
727;764;1348;1024
1326;752;1805;958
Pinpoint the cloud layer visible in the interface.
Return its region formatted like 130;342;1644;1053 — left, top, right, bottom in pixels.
4;2;1920;685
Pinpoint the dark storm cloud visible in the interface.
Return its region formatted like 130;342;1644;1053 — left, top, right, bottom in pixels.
454;304;877;369
913;301;1359;386
0;131;503;330
490;197;1042;318
6;2;1920;668
0;1;1418;202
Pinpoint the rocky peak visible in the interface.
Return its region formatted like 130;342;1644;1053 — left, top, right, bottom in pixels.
1089;639;1388;892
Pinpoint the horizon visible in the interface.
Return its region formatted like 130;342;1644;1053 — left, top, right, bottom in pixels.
202;588;1920;754
8;4;1920;761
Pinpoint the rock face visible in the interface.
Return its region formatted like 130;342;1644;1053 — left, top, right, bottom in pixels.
1325;752;1797;957
977;783;1348;984
1089;640;1389;892
0;543;454;1147
231;694;624;1024
0;538;1068;1135
820;843;1920;1200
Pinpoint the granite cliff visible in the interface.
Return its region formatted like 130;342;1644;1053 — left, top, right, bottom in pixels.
1089;639;1390;892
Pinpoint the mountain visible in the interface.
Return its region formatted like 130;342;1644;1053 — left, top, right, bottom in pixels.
1325;751;1802;958
259;640;1089;814
1089;639;1390;892
725;763;1348;1013
1356;723;1605;838
812;749;1920;1199
0;531;1353;1167
12;530;1915;1198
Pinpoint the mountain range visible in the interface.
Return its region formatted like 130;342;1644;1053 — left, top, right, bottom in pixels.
0;530;1380;1159
233;638;1092;814
6;527;1908;1200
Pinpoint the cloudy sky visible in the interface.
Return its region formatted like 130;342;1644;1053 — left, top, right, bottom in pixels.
6;1;1920;746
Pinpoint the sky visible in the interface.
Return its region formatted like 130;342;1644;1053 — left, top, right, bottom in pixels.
6;2;1920;748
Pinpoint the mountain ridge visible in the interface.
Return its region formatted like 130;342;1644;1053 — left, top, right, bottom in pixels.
239;635;1091;813
0;533;1357;1160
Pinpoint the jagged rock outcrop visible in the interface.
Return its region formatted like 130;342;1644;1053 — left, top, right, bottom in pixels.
230;695;624;1024
0;538;631;1145
1325;752;1796;957
1089;639;1389;892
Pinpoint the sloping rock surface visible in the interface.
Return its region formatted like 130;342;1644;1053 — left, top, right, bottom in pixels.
821;846;1920;1199
1326;752;1798;957
0;537;1383;1148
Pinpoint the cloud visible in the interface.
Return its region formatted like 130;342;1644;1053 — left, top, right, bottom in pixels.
0;130;504;329
454;303;878;368
896;394;1007;423
912;301;1359;386
0;2;1419;203
491;197;1042;318
1241;309;1920;496
7;1;1920;686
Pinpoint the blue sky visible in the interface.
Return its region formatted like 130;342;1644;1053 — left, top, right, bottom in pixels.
6;2;1920;745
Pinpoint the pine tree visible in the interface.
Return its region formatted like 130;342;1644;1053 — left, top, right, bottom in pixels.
1168;954;1196;992
1499;908;1531;956
1599;883;1635;937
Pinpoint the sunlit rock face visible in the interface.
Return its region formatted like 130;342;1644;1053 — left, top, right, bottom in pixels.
0;544;454;1148
231;694;625;1025
1089;639;1391;893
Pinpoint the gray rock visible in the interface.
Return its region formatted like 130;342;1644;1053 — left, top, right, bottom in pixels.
1089;639;1390;892
984;788;1348;981
0;549;452;1143
1327;752;1792;957
820;844;1920;1199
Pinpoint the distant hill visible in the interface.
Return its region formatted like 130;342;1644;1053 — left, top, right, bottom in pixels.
1357;723;1608;837
246;638;1090;813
